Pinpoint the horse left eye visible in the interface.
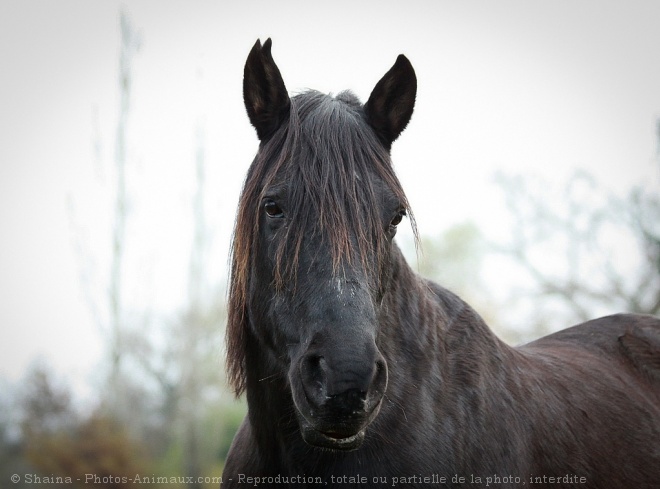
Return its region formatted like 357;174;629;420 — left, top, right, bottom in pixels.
390;209;406;227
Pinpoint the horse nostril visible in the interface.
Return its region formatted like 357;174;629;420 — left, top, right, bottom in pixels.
301;354;327;398
306;354;323;369
299;346;387;416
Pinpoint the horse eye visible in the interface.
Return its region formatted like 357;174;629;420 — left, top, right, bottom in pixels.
264;200;284;218
390;209;406;227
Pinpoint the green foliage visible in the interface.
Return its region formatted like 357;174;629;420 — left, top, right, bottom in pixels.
215;402;246;464
411;222;503;333
416;221;484;294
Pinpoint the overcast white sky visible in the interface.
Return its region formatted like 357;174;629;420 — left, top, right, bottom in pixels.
1;0;659;393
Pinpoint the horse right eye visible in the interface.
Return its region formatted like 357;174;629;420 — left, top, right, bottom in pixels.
264;200;284;218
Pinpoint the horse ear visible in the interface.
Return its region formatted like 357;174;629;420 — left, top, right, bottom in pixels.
365;55;417;150
243;38;290;140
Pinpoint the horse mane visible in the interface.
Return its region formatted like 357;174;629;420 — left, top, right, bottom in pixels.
226;90;417;396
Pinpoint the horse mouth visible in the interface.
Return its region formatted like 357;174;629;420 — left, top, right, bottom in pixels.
300;421;366;451
296;399;383;451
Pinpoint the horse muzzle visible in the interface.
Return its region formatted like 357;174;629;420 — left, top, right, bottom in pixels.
291;343;388;451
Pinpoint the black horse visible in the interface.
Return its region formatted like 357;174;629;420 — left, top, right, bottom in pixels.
222;39;660;488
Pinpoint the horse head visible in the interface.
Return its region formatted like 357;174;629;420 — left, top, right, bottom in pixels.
228;38;416;451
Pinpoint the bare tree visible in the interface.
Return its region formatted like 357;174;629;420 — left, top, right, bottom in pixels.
125;116;227;484
67;9;229;479
494;164;660;336
105;8;142;419
180;119;210;489
67;8;142;425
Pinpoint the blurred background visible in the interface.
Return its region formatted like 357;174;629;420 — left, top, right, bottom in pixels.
1;0;659;487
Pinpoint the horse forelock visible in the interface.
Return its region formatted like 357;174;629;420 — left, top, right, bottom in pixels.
226;90;416;396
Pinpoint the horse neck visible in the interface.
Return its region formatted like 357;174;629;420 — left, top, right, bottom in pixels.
380;249;532;474
382;244;515;398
